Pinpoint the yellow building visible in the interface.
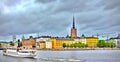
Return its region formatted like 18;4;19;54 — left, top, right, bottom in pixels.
51;38;75;49
86;37;98;47
62;38;75;45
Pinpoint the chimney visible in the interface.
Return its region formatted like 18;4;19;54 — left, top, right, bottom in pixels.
18;39;20;47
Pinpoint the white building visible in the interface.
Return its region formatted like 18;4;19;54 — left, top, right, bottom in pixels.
80;38;86;44
36;36;52;49
109;34;120;48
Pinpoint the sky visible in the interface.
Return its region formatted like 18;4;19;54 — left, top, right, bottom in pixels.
0;0;120;41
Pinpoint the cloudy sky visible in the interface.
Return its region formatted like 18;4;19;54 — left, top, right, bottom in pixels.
0;0;120;41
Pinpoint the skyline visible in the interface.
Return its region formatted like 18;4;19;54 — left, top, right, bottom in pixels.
0;0;120;41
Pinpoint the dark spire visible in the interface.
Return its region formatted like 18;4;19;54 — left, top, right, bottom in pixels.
72;16;75;29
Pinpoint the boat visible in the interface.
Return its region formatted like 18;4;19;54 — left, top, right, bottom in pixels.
3;48;37;58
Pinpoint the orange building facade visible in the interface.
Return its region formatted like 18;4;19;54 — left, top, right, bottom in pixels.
40;41;46;49
51;38;62;49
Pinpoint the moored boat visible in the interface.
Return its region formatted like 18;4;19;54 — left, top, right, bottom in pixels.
3;48;37;58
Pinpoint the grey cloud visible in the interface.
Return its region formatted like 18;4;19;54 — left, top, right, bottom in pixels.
35;0;56;3
0;0;120;41
100;0;120;10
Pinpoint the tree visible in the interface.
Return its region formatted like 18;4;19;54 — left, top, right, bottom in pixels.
66;35;71;38
97;40;116;48
62;43;66;48
20;41;22;47
70;44;74;48
0;43;1;47
74;43;78;48
10;41;14;46
81;34;85;38
66;44;70;48
110;42;116;48
85;44;88;47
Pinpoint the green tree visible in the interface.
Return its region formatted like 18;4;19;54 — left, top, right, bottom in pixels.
97;40;105;48
62;43;66;48
85;44;88;47
66;44;70;48
66;35;71;38
10;41;14;46
74;43;78;48
0;43;1;47
20;41;22;47
81;34;85;38
110;42;116;48
97;40;116;48
69;44;74;48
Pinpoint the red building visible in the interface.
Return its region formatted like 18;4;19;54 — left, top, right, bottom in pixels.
22;36;35;48
71;16;77;38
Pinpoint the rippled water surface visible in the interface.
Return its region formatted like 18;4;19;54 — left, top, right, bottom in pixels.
0;50;120;62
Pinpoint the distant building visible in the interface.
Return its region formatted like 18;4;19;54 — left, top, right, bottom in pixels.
58;38;75;45
40;41;46;49
79;34;86;44
1;42;9;48
71;16;77;38
36;36;52;49
22;36;35;48
51;37;77;49
86;37;98;47
51;38;63;49
109;34;120;48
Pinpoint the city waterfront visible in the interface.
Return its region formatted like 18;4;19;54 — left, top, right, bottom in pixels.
0;50;120;62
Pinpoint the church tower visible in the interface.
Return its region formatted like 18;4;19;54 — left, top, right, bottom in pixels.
71;16;77;38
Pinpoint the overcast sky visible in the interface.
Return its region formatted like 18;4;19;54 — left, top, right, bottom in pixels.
0;0;120;41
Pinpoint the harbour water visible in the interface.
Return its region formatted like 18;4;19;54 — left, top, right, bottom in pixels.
0;50;120;62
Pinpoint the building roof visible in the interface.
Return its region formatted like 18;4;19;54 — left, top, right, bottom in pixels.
85;37;98;39
40;36;51;38
56;38;74;41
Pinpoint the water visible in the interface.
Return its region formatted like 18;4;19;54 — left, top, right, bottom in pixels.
0;50;120;62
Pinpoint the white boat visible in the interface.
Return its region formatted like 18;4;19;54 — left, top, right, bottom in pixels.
3;48;37;58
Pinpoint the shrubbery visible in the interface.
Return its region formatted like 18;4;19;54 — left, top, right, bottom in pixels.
62;42;88;48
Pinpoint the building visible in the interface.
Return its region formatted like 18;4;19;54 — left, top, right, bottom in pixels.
22;36;35;48
46;39;52;49
0;42;9;48
79;34;86;44
71;16;77;38
117;38;120;48
79;38;86;44
40;41;46;49
86;37;98;47
59;38;75;45
109;34;120;48
36;36;52;49
51;38;63;49
51;37;76;49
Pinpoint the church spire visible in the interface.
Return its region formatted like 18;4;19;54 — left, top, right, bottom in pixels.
72;16;75;29
71;16;77;38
